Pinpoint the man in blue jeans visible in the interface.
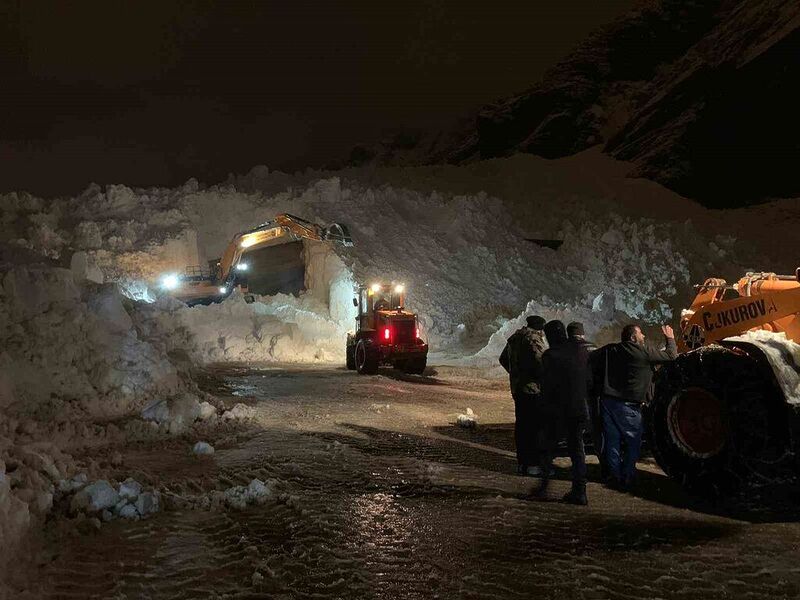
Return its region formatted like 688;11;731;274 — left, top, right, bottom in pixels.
591;324;677;490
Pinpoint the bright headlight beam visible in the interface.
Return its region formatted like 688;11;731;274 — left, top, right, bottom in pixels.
236;262;249;271
219;286;228;294
371;283;382;293
160;274;180;290
394;284;404;294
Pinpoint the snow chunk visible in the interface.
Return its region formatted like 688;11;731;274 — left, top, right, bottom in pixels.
70;251;104;284
223;479;274;510
134;491;160;516
118;504;139;520
70;480;120;513
222;403;256;421
457;408;477;429
198;401;217;421
58;473;88;494
118;478;142;501
141;394;201;434
193;441;215;456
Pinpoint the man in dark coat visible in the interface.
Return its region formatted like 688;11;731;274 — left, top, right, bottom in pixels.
537;320;593;505
500;315;547;476
567;321;604;479
591;323;677;490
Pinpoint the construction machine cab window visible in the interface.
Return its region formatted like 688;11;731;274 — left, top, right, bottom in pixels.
362;284;404;313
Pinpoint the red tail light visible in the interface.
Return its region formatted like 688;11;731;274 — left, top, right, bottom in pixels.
383;326;392;343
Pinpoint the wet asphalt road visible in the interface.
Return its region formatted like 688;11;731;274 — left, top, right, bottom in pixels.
28;365;800;599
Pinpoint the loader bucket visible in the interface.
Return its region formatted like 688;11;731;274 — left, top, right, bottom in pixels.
323;223;354;247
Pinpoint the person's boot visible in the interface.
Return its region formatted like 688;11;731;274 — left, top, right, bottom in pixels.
562;482;588;506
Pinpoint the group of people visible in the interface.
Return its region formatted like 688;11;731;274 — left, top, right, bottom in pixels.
500;316;677;505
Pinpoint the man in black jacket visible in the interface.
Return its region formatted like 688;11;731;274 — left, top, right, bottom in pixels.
591;324;677;490
499;315;548;476
567;321;605;479
538;320;593;504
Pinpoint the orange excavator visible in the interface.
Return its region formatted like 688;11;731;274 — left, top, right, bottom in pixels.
159;214;353;305
650;270;800;494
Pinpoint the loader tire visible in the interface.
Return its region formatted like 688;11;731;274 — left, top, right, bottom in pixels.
356;340;378;375
649;344;790;496
404;356;427;376
346;344;356;370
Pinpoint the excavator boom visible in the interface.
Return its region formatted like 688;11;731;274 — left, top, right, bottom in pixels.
161;213;353;305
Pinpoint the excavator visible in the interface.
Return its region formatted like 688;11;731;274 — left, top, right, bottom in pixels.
649;269;800;494
159;213;353;305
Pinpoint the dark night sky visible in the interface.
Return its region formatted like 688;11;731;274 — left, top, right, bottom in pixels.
0;0;637;197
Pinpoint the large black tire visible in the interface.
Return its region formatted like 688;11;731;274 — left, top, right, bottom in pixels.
346;344;356;370
404;356;427;376
355;340;379;375
649;344;791;495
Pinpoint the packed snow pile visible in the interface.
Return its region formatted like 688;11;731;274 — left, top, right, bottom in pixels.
726;330;800;406
3;150;778;366
0;262;186;427
167;478;275;511
60;476;160;522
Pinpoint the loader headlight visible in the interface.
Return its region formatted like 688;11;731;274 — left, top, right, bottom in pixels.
371;283;382;293
236;262;249;271
219;286;228;294
394;284;404;294
160;273;180;290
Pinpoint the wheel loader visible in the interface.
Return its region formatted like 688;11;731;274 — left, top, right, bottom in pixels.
650;269;800;494
158;213;353;305
346;282;428;375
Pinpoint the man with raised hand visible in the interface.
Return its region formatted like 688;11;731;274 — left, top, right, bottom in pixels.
591;324;677;491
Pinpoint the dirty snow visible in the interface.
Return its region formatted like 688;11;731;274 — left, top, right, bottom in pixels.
2;149;800;578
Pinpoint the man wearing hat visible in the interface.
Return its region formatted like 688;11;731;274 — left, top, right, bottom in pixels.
567;322;604;480
535;320;594;504
500;315;548;476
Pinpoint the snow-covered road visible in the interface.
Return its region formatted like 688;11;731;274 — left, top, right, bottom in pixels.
19;365;800;599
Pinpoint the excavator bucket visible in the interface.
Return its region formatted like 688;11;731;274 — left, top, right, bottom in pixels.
322;222;354;247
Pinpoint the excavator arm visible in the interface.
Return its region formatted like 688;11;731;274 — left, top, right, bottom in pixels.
217;213;353;284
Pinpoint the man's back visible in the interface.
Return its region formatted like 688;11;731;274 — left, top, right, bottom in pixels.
543;339;592;419
593;339;677;404
501;327;546;395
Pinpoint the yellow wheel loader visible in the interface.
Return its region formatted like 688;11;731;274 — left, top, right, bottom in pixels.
346;282;428;375
650;270;800;494
159;214;352;305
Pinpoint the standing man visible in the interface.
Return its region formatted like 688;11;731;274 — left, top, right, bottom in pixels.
591;324;677;491
500;315;547;476
567;321;604;480
538;320;593;505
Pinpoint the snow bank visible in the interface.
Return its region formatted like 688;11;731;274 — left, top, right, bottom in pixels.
0;263;184;424
3;151;774;365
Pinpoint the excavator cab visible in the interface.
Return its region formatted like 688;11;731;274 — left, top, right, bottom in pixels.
346;282;428;375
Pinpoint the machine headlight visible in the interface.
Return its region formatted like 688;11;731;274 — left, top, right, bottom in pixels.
371;283;382;293
219;286;228;294
160;273;180;290
394;284;404;294
236;262;249;271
